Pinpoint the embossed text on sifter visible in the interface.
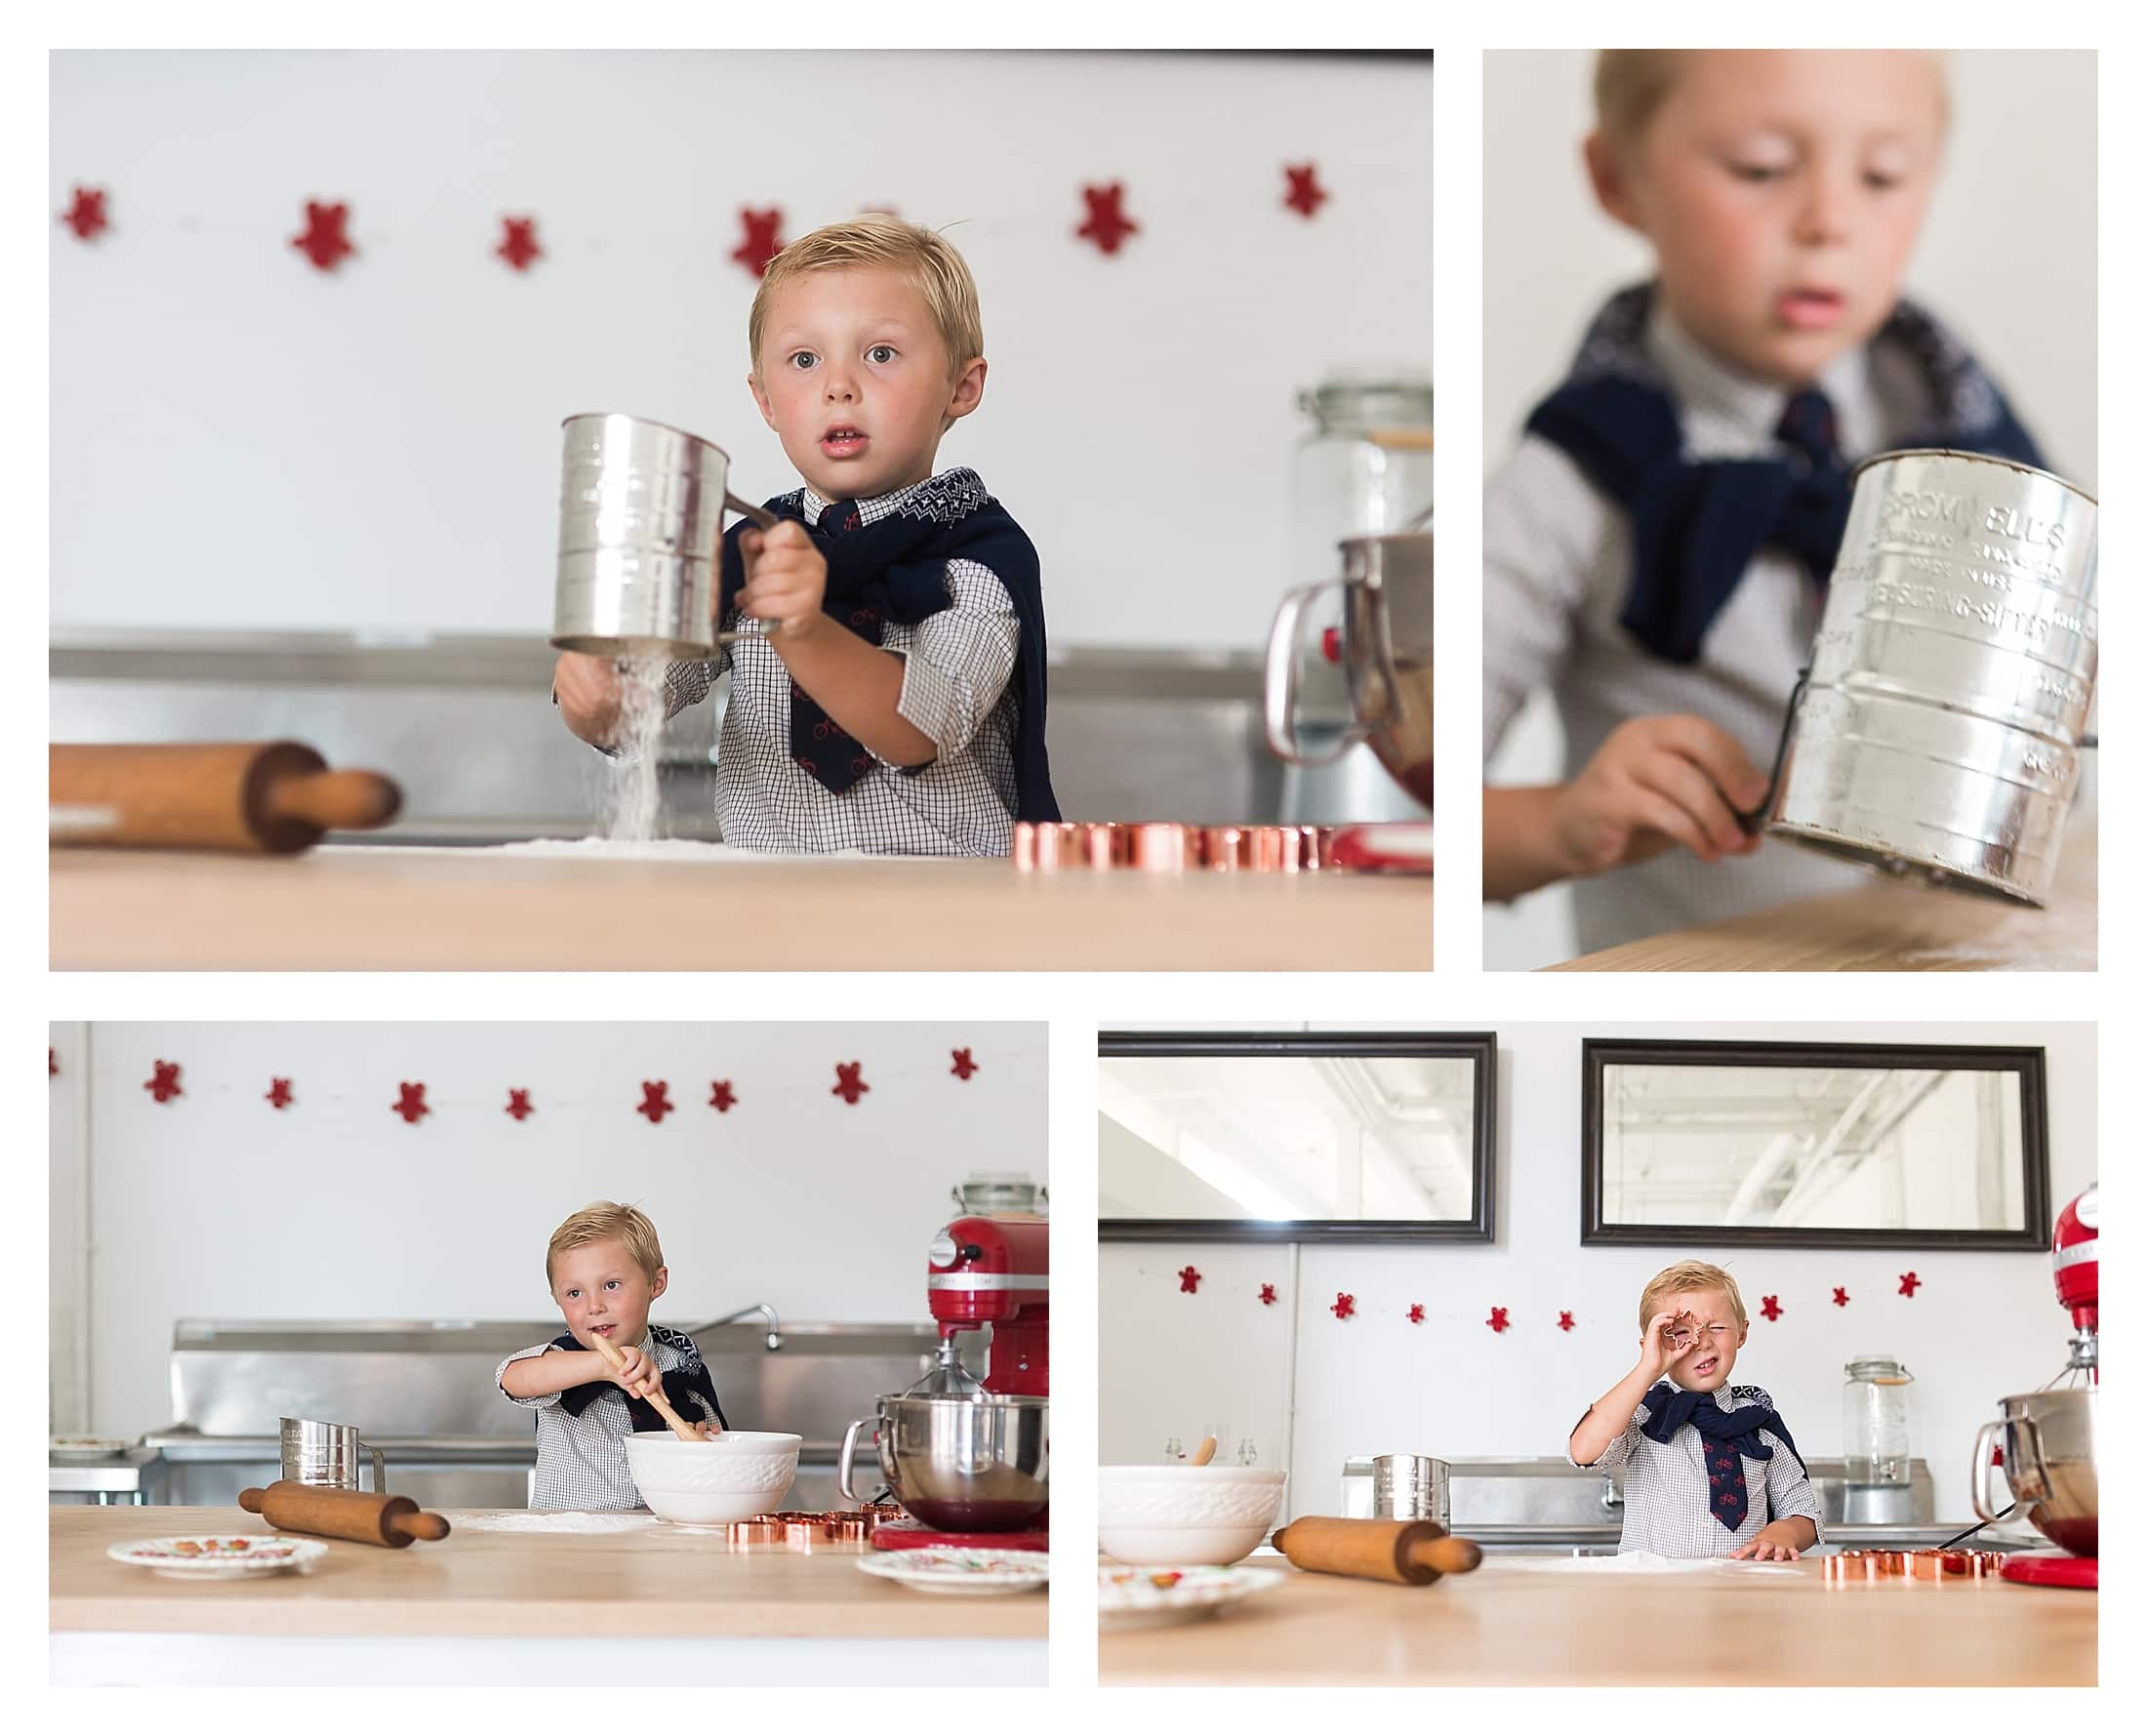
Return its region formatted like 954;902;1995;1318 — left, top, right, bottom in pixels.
1764;449;2097;906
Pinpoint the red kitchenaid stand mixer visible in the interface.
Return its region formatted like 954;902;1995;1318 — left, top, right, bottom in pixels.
1978;1185;2097;1589
866;1214;1050;1554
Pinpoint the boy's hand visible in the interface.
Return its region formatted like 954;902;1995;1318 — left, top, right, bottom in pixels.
737;521;829;641
1638;1309;1698;1381
1551;715;1769;877
1732;1520;1809;1561
607;1343;661;1399
552;651;625;747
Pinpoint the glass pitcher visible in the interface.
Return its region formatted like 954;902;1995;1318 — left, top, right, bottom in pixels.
1842;1357;1916;1484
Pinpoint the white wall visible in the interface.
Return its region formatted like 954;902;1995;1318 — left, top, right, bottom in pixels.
50;1022;1045;1440
1479;50;2097;971
50;50;1434;652
1100;1022;2094;1524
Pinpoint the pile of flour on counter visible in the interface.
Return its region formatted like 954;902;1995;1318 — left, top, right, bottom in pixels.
1496;1552;1801;1574
446;1511;663;1534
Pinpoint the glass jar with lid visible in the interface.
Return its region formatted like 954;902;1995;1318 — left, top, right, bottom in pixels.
1842;1356;1917;1484
1290;373;1435;580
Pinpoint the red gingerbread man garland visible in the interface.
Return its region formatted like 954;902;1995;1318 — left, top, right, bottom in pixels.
495;216;542;271
506;1089;534;1121
145;1061;182;1104
1282;163;1328;218
637;1082;673;1124
951;1048;979;1080
291;201;355;272
1177;1266;1201;1294
265;1078;294;1110
709;1081;737;1113
1407;1304;1426;1324
1760;1295;1784;1322
392;1082;429;1124
1898;1272;1923;1298
61;185;109;241
1259;1283;1277;1306
1075;182;1138;256
731;208;785;277
832;1063;870;1105
1331;1292;1356;1320
1486;1307;1512;1334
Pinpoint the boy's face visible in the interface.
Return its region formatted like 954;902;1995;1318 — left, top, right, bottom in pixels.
549;1237;667;1350
1663;1287;1747;1393
749;266;986;501
1588;51;1946;386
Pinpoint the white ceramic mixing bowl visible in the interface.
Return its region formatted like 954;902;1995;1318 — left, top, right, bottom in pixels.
625;1430;801;1525
1097;1466;1288;1566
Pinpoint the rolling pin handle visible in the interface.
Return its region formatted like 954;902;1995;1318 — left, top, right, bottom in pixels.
269;770;404;833
239;1487;267;1514
394;1510;452;1543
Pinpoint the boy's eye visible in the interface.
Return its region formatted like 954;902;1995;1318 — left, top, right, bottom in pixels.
605;1279;621;1290
789;350;819;371
1729;164;1786;183
1863;171;1903;191
866;344;897;365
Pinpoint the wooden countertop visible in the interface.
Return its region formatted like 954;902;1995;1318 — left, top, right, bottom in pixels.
1101;1555;2094;1685
1552;828;2095;972
52;1508;1044;1640
50;846;1431;971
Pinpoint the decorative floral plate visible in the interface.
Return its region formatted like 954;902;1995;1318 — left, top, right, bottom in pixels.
856;1547;1049;1595
1098;1562;1286;1629
107;1535;327;1578
51;1435;134;1462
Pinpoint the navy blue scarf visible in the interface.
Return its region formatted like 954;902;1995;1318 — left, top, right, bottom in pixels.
1524;284;2046;664
1641;1382;1804;1532
551;1328;729;1436
718;468;1061;824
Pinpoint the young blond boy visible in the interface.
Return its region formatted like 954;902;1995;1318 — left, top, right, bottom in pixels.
553;216;1058;855
1484;52;2046;951
1568;1260;1821;1558
496;1202;726;1511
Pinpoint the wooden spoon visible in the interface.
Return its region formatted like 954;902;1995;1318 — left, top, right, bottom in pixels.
1191;1435;1218;1466
587;1332;705;1442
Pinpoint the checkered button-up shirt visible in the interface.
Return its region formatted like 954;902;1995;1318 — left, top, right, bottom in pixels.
663;474;1023;856
1568;1382;1824;1557
496;1328;716;1512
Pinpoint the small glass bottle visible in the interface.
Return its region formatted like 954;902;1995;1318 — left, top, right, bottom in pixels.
1163;1435;1184;1464
1843;1356;1916;1484
1236;1437;1259;1467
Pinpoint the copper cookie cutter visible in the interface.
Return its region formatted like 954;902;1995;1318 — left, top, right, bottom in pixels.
726;1508;887;1550
1822;1548;2006;1584
1012;823;1336;873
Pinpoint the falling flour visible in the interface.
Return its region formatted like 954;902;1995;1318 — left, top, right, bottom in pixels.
602;655;668;844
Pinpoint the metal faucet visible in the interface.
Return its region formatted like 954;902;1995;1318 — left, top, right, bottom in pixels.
1600;1474;1624;1512
694;1302;782;1352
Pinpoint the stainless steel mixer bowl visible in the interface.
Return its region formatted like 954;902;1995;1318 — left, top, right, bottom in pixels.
837;1393;1049;1533
1972;1385;2097;1556
1265;532;1433;812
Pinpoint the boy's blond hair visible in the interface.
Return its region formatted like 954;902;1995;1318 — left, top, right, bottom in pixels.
1638;1260;1747;1333
748;215;983;381
547;1200;664;1286
1593;48;1951;155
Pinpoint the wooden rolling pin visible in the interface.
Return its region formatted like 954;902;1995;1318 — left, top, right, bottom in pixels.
239;1481;450;1549
50;742;403;854
587;1330;708;1442
1271;1516;1484;1586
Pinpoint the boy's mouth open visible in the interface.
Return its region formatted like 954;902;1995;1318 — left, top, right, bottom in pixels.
821;425;869;459
1777;286;1845;331
1689;1355;1721;1378
589;1323;617;1338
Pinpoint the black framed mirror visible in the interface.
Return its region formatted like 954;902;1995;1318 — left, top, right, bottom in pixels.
1581;1038;2050;1251
1099;1030;1496;1243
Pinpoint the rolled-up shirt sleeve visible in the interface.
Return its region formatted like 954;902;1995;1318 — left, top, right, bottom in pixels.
1762;1429;1825;1543
1567;1398;1649;1470
884;558;1019;764
1482;434;1612;757
496;1341;564;1410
